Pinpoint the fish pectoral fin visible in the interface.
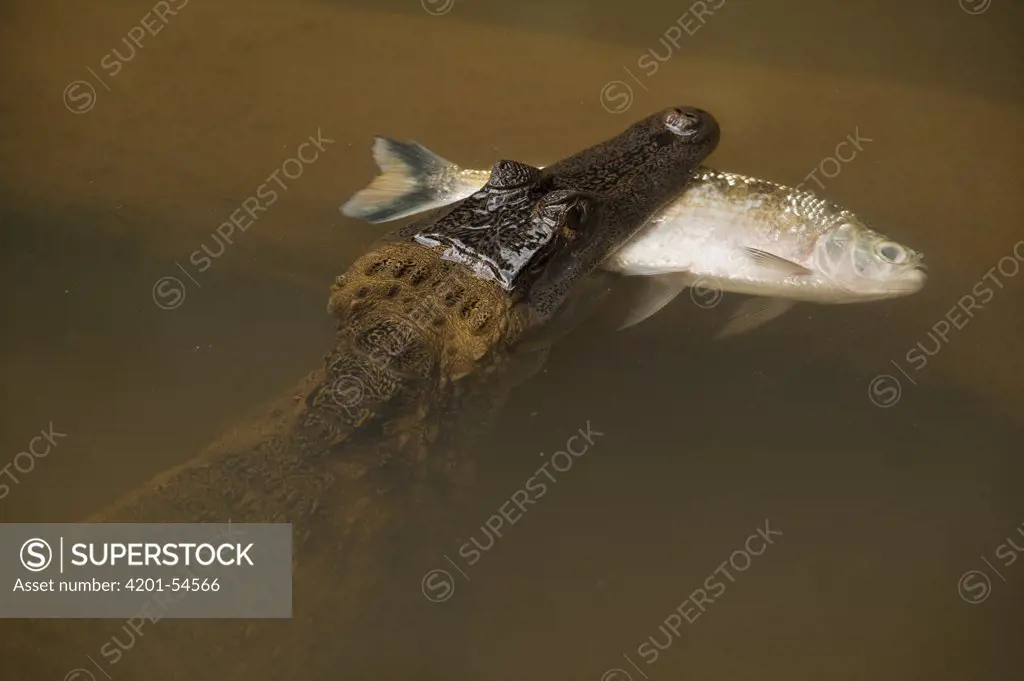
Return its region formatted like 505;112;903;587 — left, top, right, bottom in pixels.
340;137;476;223
716;297;796;339
618;273;695;331
743;248;813;277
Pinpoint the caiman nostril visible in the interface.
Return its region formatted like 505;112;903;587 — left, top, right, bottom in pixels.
665;107;704;137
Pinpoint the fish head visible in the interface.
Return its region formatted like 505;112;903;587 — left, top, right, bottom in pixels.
815;220;926;299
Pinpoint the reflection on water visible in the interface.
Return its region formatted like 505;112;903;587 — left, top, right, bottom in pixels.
1;0;1021;678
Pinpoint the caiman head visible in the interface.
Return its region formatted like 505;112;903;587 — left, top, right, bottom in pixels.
302;107;720;451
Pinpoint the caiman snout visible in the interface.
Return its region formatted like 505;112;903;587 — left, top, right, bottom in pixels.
663;106;715;142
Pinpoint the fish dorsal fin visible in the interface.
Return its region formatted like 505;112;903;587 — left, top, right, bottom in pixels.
618;272;695;330
716;297;795;338
341;137;466;223
743;248;813;277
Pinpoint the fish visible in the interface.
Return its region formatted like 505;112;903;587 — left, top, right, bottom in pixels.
341;139;926;336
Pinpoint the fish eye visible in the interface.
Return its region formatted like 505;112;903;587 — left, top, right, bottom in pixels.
663;108;702;137
876;241;907;264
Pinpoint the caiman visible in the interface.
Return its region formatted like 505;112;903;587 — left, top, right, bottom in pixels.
1;107;719;680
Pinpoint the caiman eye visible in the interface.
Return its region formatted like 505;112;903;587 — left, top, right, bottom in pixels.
663;107;703;137
532;191;600;242
534;191;581;221
876;242;907;264
564;198;592;232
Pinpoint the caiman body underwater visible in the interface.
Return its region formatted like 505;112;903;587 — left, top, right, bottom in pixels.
1;108;719;680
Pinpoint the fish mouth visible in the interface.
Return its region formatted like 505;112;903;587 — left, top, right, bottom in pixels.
885;268;928;296
836;267;926;300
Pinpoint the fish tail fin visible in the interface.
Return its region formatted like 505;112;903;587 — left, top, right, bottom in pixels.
341;137;480;223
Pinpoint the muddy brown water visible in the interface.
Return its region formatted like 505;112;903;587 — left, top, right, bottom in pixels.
1;0;1021;678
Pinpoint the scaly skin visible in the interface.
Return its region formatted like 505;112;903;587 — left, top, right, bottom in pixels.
0;108;719;680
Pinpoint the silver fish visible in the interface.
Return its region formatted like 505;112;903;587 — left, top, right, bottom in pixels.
341;139;926;336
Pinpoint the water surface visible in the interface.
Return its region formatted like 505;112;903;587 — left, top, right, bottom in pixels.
1;0;1021;678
